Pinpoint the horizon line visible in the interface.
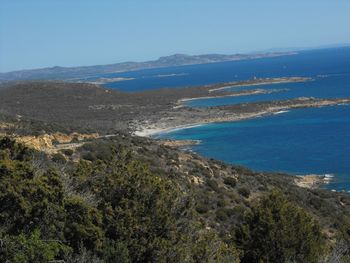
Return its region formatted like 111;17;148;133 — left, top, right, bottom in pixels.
1;43;350;74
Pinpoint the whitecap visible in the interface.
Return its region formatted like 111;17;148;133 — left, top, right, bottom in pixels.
273;110;289;115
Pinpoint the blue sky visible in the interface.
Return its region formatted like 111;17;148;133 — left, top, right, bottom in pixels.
1;0;350;72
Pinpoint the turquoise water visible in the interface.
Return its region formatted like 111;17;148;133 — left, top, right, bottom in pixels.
104;47;350;191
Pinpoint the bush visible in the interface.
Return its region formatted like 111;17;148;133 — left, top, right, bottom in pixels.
51;139;60;145
217;198;227;208
80;142;113;161
0;230;71;263
216;208;229;221
82;152;96;162
70;137;80;143
237;190;325;263
216;208;235;222
61;148;74;156
238;187;250;198
232;205;246;221
64;196;104;251
102;240;131;263
223;177;237;188
206;179;220;192
196;204;209;214
51;153;66;163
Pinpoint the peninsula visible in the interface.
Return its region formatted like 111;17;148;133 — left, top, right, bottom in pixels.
0;77;347;138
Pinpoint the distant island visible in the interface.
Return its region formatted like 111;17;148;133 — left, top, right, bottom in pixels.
0;51;296;81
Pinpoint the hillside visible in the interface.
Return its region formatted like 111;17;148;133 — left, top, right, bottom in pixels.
1;80;349;138
0;81;350;262
1;80;350;261
1;117;350;262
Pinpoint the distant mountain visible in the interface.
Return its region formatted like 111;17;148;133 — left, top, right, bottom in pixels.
0;51;296;82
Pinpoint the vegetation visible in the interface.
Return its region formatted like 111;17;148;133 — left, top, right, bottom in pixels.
236;191;325;262
1;136;350;262
0;137;239;262
223;176;237;188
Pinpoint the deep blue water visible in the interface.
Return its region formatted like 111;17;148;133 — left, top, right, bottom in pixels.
186;74;350;107
103;47;350;191
155;106;350;191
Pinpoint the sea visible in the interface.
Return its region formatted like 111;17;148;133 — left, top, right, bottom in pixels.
101;47;350;191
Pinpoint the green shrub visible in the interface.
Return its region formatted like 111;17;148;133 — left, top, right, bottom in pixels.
217;198;227;207
0;230;71;263
223;177;237;188
216;208;229;221
237;190;325;263
82;152;96;162
70;137;80;143
206;179;220;192
52;153;66;163
196;204;209;214
102;239;131;263
64;196;104;252
51;139;60;145
232;205;246;221
238;187;250;198
61;148;74;156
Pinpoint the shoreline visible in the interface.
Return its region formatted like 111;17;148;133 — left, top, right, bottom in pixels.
134;110;286;137
177;88;288;104
294;174;332;189
157;139;202;147
134;98;350;137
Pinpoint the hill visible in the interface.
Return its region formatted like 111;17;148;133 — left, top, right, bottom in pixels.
0;79;348;137
1;81;350;262
1;121;350;262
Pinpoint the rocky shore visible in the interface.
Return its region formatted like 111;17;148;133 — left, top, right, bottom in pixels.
157;139;201;147
294;174;329;189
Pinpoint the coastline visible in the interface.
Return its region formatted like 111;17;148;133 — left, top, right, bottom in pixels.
134;98;350;137
177;88;288;104
134;110;286;137
134;98;349;191
294;174;329;189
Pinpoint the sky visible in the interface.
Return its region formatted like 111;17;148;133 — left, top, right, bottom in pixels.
1;0;350;72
